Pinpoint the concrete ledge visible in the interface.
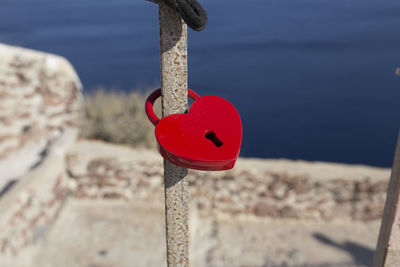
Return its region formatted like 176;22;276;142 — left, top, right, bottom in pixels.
0;43;83;266
66;140;391;222
0;129;77;265
22;198;380;267
0;43;82;186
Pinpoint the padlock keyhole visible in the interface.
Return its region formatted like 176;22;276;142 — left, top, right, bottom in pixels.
205;131;223;147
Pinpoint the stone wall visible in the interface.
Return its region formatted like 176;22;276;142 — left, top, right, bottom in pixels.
67;140;391;222
0;129;76;262
0;43;82;264
0;43;82;186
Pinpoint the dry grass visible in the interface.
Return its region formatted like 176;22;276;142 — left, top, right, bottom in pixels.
80;88;161;149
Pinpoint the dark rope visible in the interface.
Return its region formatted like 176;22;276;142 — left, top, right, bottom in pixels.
164;0;207;31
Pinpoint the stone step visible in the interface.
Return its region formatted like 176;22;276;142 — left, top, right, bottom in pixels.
29;199;379;267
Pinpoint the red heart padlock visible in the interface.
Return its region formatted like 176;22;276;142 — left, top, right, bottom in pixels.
145;88;242;171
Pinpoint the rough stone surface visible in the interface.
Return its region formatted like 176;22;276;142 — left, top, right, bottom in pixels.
17;198;381;267
0;43;82;187
33;200;167;267
0;139;391;267
210;217;379;267
66;140;390;222
0;129;77;266
0;43;81;266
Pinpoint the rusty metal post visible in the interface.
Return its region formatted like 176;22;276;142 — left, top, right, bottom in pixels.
373;132;400;266
373;71;400;266
158;1;189;266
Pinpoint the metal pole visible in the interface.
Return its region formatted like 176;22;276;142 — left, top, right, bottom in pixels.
373;70;400;266
159;2;189;266
373;132;400;267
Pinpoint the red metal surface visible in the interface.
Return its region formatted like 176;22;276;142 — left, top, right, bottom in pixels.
145;88;200;126
145;88;242;171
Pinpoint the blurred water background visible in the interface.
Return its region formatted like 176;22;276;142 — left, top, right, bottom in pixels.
0;0;399;167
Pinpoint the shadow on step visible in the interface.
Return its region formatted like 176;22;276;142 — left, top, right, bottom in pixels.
313;233;374;267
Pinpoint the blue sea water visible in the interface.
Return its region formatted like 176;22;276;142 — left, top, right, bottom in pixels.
0;0;399;167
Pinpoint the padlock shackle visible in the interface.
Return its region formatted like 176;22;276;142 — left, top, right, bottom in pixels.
145;88;200;126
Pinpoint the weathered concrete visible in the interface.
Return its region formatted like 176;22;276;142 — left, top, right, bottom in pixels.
210;217;379;267
0;43;82;267
0;137;391;267
19;198;381;267
56;140;391;266
33;199;167;267
0;43;82;187
67;140;390;222
0;128;77;266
